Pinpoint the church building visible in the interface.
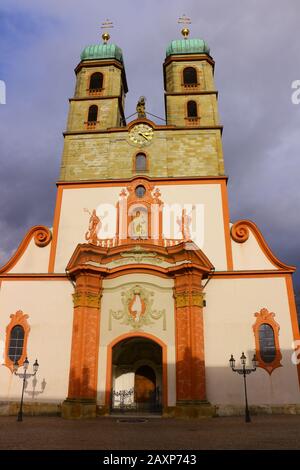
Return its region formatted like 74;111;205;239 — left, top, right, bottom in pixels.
0;26;299;419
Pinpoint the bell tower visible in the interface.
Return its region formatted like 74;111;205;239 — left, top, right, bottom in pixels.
66;31;128;133
164;27;220;129
60;30;129;181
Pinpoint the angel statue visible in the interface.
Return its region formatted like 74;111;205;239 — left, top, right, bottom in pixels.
84;208;102;245
177;208;192;241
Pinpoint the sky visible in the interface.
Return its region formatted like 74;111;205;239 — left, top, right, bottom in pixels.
0;0;299;294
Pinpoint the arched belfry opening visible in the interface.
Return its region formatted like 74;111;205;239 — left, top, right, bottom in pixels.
110;337;163;413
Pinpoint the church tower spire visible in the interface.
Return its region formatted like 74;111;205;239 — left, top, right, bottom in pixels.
163;21;224;174
164;17;219;126
67;29;127;133
163;15;225;175
60;28;128;180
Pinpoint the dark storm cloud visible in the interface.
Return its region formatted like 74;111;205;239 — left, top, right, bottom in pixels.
0;0;299;292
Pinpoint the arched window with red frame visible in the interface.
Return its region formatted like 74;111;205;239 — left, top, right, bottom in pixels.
187;101;198;118
259;323;276;363
87;105;98;123
252;308;282;374
8;325;25;363
183;67;197;85
5;310;30;370
89;72;103;92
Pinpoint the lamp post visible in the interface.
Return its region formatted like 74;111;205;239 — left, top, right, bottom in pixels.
13;357;39;422
229;352;257;423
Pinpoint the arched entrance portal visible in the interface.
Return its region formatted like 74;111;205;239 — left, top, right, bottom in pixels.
111;337;162;413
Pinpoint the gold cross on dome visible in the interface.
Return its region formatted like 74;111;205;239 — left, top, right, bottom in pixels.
101;19;114;43
178;14;191;38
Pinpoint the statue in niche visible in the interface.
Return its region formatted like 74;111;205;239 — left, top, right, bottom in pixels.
136;96;146;118
131;210;148;238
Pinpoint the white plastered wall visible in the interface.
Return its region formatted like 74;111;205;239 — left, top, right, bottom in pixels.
97;274;176;406
159;184;227;270
8;239;51;274
204;276;300;405
0;280;73;403
55;186;122;272
232;230;276;270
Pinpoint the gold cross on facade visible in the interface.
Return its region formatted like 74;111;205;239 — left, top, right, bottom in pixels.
178;14;191;38
101;19;114;43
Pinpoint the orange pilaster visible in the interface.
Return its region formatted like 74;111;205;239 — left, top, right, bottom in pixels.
67;273;102;401
174;271;206;403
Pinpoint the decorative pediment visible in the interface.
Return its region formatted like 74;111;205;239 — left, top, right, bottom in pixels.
0;225;52;274
231;220;295;271
66;240;214;280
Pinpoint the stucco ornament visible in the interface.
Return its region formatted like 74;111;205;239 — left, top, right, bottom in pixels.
109;285;166;331
119;246;164;265
33;226;52;247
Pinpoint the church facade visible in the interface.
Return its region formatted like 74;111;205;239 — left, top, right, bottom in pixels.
0;30;299;418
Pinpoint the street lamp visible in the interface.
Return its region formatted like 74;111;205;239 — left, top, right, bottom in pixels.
14;357;39;422
229;352;257;423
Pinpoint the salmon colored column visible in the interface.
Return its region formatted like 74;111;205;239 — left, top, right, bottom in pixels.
62;272;102;419
174;271;206;403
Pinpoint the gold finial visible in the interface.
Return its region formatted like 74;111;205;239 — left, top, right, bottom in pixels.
101;19;114;43
102;32;110;43
178;14;191;39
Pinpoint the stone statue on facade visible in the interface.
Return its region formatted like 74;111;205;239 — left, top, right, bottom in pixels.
84;209;102;245
136;96;146;119
177;208;192;240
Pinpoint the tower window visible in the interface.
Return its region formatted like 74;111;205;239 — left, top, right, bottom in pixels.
89;72;103;92
187;101;198;118
135;153;147;172
259;324;276;363
183;67;197;85
87;105;98;123
8;325;25;363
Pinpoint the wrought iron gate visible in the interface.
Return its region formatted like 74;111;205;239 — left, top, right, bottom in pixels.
110;387;162;413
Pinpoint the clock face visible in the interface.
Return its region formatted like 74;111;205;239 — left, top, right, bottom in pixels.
128;124;154;146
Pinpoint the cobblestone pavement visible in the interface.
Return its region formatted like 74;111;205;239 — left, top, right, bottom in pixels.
0;415;300;450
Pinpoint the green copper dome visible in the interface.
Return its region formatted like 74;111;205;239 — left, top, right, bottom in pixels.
166;38;210;57
81;42;123;63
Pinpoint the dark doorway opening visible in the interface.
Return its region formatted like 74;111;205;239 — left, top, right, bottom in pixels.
110;337;162;414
